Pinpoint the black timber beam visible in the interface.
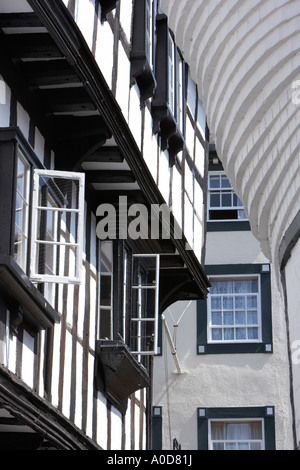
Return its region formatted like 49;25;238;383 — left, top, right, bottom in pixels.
86;170;136;184
20;59;81;87
37;87;96;113
82;146;124;164
4;33;63;59
0;12;43;28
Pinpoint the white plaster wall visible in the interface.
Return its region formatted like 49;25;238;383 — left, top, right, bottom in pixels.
153;230;293;450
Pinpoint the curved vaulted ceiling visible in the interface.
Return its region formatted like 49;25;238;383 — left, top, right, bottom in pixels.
161;0;300;270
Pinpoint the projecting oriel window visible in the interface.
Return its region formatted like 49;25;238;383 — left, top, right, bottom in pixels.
208;172;247;222
30;169;85;285
208;276;261;344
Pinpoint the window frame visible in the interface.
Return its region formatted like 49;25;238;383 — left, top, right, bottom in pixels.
207;170;247;223
14;149;31;273
198;407;275;450
30;169;85;285
197;264;273;355
208;418;265;450
130;253;160;356
207;273;262;345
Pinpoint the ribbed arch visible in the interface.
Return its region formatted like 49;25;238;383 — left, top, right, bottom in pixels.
160;0;300;272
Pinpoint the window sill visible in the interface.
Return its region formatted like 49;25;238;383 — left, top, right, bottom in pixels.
0;255;60;331
207;221;251;232
95;340;150;414
198;343;272;355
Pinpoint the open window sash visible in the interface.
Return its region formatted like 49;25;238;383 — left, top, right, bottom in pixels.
131;254;160;355
30;169;85;285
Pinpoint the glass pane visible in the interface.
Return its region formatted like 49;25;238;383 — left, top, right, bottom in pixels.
101;241;113;273
211;422;224;439
100;308;112;339
211;296;222;310
209;175;220;189
221;175;231;188
247;311;258;325
100;275;112;307
221;193;232;207
225;443;236;450
250;442;262;450
213;443;224;450
238;442;249;450
236;328;246;340
223;296;233;309
210;281;233;294
250;422;263;439
224;311;234;325
210;193;220;207
212;312;222;325
212;328;222;341
248;327;259;340
235;296;245;309
224;328;234;340
236;311;246;325
247;295;257;308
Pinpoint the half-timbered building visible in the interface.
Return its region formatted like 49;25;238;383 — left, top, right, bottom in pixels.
0;0;209;450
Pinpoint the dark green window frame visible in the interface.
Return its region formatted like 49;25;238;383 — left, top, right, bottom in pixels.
197;264;273;355
197;406;276;450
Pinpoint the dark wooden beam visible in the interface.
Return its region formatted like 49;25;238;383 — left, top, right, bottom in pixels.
83;146;124;164
51;115;110;142
20;59;81;87
37;87;96;113
5;33;63;59
0;12;43;28
86;170;136;184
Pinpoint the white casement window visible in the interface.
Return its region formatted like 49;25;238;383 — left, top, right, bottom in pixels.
208;276;261;343
30;169;85;284
209;419;265;450
14;150;31;272
99;241;114;340
131;254;160;356
208;172;247;222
